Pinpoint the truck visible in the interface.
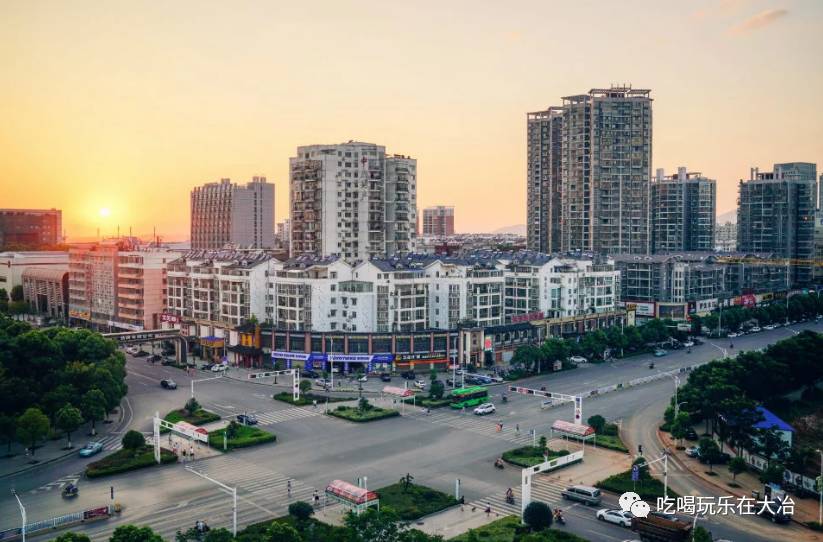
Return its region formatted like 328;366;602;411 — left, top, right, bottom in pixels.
631;515;692;542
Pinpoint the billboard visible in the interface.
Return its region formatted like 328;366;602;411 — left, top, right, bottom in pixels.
511;311;544;324
657;303;687;321
632;302;655;317
160;312;181;324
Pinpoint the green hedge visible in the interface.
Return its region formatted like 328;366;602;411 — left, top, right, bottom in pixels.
376;482;458;521
273;392;354;406
160;408;220;433
502;446;570;467
596;470;679;501
86;445;176;478
328;405;400;422
208;425;276;450
451;516;589;542
401;397;452;408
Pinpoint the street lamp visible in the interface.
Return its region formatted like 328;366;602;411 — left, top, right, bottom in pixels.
11;489;26;542
817;449;822;526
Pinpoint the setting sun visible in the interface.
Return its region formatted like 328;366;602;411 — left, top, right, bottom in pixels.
99;207;110;218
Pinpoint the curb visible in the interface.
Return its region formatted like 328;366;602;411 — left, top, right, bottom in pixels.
655;428;814;531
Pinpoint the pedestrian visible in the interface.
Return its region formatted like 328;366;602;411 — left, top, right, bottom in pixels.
313;399;317;409
516;423;520;434
181;447;187;461
313;490;320;507
287;480;292;496
190;446;195;461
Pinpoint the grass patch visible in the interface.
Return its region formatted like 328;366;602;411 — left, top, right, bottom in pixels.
502;446;570;468
208;424;276;450
160;408;220;433
401;397;453;408
274;392;354;406
591;433;629;453
328;405;400;422
450;515;588;542
85;445;176;478
376;482;458;521
596;470;679;501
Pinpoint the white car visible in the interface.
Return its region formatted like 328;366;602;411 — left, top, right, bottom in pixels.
727;332;739;338
125;346;139;355
569;356;588;364
750;326;762;333
485;374;504;383
683;340;695;348
763;324;776;330
597;508;633;527
358;374;368;382
473;403;496;416
211;364;227;373
315;378;330;387
413;380;427;389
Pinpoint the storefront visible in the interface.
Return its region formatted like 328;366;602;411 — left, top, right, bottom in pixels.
394;352;450;371
270;352;394;373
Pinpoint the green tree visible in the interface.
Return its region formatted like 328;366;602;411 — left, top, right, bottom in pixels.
80;388;106;436
691;526;713;542
728;457;747;481
538;435;547;449
670;412;691;446
55;403;83;449
204;529;234;542
697;438;721;472
757;428;790;468
586;415;606;433
122;430;146;451
344;507;404;542
428;380;445;400
266;522;302;542
16;407;50;457
522;501;553;531
0;414;16;455
399;473;414;492
110;525;163;542
54;533;92;542
288;500;314;522
759;463;786;485
299;379;312;395
185;397;201;415
10;285;23;302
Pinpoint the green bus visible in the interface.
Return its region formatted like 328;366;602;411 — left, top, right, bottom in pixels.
449;386;489;409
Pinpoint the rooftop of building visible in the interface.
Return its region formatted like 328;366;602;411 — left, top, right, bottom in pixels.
175;248;274;268
22;267;68;281
612;251;778;264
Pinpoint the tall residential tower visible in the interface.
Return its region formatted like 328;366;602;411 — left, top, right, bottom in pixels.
526;108;563;253
422;206;455;236
190;177;275;250
650;167;716;253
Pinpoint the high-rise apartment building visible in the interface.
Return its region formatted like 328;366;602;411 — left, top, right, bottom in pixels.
526;108;563;253
650;167;716;253
190;177;275;250
737;163;817;286
561;86;652;255
715;221;737;252
0;209;62;249
68;238;177;330
422;206;455;236
289;141;417;262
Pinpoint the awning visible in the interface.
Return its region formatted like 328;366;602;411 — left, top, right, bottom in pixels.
382;386;414;397
551;420;594;437
325;479;378;505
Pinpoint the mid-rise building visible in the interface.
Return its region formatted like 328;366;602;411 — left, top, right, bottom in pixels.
526;108;563;253
651;167;716;253
715;221;737;252
22;268;68;319
0;251;69;292
737;163;817;286
289;141;417;262
68;239;177;330
560;86;652;255
422;206;455;237
190;177;275;250
0;209;62;249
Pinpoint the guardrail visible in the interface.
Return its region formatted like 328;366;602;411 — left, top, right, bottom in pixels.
0;505;112;541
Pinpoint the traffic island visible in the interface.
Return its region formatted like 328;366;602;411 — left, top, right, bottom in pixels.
376;479;459;521
208;422;276;451
85;445;176;478
273;391;354;406
501;446;572;468
449;515;590;542
160;405;220;434
327;404;399;422
595;460;679;501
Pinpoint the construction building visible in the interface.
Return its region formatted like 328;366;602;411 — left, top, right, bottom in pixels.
651;167;716;253
190;177;275;250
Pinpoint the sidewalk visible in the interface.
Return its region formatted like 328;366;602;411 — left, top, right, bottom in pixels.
0;405;126;479
658;430;823;534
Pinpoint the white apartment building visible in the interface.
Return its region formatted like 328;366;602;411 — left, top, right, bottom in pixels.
289;141;417;262
165;249;271;337
0;251;69;291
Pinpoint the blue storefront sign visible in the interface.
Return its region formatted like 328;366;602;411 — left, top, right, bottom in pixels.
272;351;394;372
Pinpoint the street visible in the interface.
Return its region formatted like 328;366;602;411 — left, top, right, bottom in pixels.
1;321;820;541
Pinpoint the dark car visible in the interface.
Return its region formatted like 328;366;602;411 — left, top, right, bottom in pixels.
161;379;178;390
380;373;392;382
685;428;698;440
300;369;318;379
401;371;416;380
236;413;258;425
446;378;456;387
148;354;162;363
134;350;150;357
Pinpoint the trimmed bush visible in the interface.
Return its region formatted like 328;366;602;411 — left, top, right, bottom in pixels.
274;392;353;406
86;445;176;478
328;405;399;422
502;446;570;467
523;501;553;531
208;424;275;450
288;501;314;522
376;482;458;520
160;408;220;433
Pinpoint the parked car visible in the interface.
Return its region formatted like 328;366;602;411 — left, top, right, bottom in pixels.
597;508;633;527
315;378;330;388
211;364;227;373
380;373;392;382
685;446;700;458
160;379;178;390
727;332;740;338
685;428;698;440
764;324;776;330
358;374;368;382
300;369;318;379
134;350;150;357
750;326;762;333
683;340;695;348
78;441;104;457
125;346;139;355
236;413;258;425
446;378;456;387
700;451;731;465
401;371;416;380
485;374;504;383
413;380;427;389
473;403;496;416
561;485;602;506
654;349;667;357
569;356;588;364
148;354;162;363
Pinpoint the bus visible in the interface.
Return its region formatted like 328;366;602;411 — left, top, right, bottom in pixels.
449;386;489;409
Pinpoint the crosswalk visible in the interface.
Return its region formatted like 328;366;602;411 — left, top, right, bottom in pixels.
86;454;338;541
253;407;323;426
29;473;81;494
467;475;567;517
407;409;540;445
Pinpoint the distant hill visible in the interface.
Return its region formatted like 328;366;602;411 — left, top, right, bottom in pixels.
491;224;527;235
717;209;736;224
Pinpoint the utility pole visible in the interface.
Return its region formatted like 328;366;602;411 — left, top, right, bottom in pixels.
185;467;237;536
11;490;26;542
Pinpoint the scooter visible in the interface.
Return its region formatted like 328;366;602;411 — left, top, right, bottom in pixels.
648;362;655;369
502;395;508;404
62;484;78;498
505;494;515;505
494;459;504;469
554;511;566;525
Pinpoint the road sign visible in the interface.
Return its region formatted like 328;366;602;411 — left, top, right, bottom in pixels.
631;465;640;482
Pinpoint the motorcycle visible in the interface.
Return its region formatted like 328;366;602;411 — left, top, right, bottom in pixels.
648;362;655;369
62;484;78;498
494;459;504;469
505;494;515;505
554;511;566;525
502;395;508;404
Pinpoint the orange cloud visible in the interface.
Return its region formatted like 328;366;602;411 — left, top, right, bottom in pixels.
729;8;788;35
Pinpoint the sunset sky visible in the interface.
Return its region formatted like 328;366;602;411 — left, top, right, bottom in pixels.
2;0;822;240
